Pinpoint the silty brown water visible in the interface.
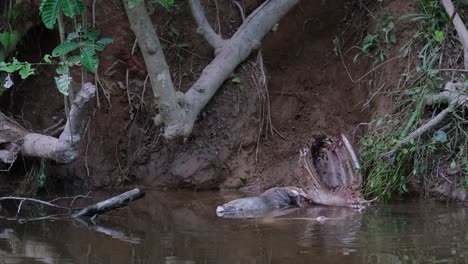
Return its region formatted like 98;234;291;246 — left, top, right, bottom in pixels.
0;190;467;263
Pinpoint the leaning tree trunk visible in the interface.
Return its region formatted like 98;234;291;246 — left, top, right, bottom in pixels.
0;83;96;166
123;0;299;139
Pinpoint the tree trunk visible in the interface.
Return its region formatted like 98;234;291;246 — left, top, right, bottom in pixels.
0;83;95;165
123;0;299;139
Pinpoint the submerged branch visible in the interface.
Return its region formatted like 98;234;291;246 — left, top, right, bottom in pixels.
0;188;145;222
73;188;145;218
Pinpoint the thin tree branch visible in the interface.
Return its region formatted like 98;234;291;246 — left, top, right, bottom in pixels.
188;0;224;50
442;0;468;69
381;82;468;160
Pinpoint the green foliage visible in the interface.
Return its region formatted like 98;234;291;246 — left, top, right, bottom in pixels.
361;0;467;199
128;0;176;10
353;14;397;64
0;58;34;94
51;27;111;74
40;0;62;29
52;41;80;57
80;44;99;73
0;31;19;53
47;25;112;93
61;0;85;18
40;0;85;29
54;73;72;96
0;0;111;96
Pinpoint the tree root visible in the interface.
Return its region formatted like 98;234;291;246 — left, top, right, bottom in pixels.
0;83;95;166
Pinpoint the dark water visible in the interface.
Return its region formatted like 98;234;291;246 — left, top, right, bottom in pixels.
0;190;467;263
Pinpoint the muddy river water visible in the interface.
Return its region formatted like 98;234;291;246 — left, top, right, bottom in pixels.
0;190;467;263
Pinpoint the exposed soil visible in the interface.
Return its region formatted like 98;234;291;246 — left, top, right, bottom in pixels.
1;0;381;192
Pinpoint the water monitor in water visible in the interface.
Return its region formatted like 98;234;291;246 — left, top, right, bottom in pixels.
217;134;374;218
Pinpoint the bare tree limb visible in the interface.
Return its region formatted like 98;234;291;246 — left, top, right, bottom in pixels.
0;188;145;222
188;0;224;51
426;82;468;107
73;188;145;218
442;0;468;69
379;2;468;160
124;0;299;139
381;82;468;160
122;0;190;137
381;105;454;160
0;197;77;211
19;83;96;163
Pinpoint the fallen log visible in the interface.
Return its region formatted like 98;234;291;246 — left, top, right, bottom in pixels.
73;188;145;218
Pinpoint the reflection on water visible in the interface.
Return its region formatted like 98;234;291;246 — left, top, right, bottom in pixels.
0;190;467;263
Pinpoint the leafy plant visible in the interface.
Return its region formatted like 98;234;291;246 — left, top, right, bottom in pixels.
361;0;467;199
39;0;85;29
353;14;397;64
129;0;176;10
38;0;113;95
0;59;34;95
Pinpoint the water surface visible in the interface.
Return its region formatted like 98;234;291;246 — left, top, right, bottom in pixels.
0;190;467;263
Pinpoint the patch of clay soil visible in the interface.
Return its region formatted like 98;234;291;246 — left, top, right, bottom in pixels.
2;0;380;192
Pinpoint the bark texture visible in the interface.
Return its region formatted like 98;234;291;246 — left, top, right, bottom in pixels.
73;188;145;218
123;0;299;139
0;83;95;165
442;0;468;69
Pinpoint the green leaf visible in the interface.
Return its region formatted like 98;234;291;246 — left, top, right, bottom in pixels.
62;0;85;18
97;38;113;45
54;74;71;95
80;45;99;73
0;59;23;73
67;55;81;64
56;65;69;75
19;63;34;79
433;130;448;143
231;76;241;84
67;32;79;41
0;31;19;50
82;28;100;40
434;30;444;43
40;0;61;29
52;41;80;57
94;43;105;51
157;0;175;10
401;99;424;138
0;32;9;48
44;54;52;63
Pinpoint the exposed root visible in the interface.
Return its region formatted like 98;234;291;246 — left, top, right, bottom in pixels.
0;83;96;165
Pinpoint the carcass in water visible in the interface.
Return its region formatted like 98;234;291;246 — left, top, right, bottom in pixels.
217;134;373;218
